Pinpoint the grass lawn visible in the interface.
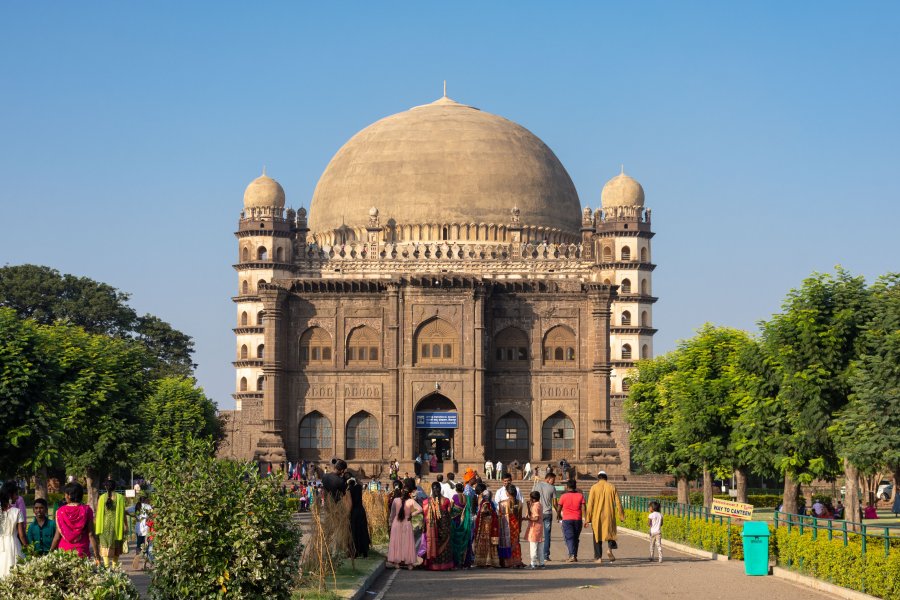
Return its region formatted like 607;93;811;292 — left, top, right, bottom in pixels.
292;550;385;600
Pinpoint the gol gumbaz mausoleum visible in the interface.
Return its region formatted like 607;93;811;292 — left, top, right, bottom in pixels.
219;93;657;477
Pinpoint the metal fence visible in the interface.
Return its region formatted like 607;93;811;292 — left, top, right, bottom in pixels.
774;510;899;558
622;495;734;558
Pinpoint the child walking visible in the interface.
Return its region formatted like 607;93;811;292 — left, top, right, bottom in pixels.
525;490;545;568
648;501;663;562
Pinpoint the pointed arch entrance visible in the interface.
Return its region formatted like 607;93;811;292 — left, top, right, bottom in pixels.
414;394;457;472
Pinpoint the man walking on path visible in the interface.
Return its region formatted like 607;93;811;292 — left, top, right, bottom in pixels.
585;470;624;564
495;460;503;481
484;460;493;481
531;471;557;561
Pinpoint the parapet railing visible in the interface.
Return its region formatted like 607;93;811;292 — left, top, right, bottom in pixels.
294;241;585;262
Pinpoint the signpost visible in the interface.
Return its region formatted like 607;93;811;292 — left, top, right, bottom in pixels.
710;498;754;520
415;412;458;428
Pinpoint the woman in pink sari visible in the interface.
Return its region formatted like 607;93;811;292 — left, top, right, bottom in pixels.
51;482;99;559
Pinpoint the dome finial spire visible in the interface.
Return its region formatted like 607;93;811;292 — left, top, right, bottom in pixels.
262;165;267;176
443;80;447;98
620;164;625;175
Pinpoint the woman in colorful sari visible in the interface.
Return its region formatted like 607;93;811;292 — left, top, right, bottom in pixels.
422;482;454;570
96;479;126;566
495;474;524;567
51;482;99;560
450;483;473;568
472;483;500;567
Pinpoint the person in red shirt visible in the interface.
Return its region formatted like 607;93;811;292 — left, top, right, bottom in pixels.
556;479;586;562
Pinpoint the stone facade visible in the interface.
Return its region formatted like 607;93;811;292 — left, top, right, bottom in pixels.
218;96;656;477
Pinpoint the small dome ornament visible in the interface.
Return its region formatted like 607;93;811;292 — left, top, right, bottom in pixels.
600;167;644;209
243;169;286;209
582;206;593;225
510;205;521;224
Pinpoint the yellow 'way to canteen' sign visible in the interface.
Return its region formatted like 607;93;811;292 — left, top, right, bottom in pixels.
710;498;754;520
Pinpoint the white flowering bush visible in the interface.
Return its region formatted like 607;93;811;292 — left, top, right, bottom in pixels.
0;550;139;599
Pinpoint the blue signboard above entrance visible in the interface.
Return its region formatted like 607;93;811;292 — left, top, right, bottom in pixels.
415;412;458;428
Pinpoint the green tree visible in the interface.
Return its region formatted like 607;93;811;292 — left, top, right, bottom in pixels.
144;377;223;458
52;323;151;505
0;308;62;482
625;353;698;503
0;264;136;335
832;273;900;520
0;264;195;376
666;325;754;507
758;268;871;515
145;440;302;599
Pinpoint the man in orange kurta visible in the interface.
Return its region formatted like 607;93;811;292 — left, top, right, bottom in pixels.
585;471;625;563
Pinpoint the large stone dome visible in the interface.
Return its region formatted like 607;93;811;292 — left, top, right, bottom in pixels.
309;96;581;240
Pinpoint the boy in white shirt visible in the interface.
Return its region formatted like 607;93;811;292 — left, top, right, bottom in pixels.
648;501;663;562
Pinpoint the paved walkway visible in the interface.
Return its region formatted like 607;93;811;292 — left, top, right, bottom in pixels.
367;528;840;600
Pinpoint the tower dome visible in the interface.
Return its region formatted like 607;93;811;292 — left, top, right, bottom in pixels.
243;170;286;209
601;170;644;208
309;96;581;240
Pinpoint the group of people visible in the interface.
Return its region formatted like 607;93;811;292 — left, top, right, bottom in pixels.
0;478;153;579
385;466;635;571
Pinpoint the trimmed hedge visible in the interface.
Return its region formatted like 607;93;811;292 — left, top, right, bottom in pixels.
624;508;740;558
775;526;900;599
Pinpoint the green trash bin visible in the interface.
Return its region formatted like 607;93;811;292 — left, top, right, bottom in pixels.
742;521;770;576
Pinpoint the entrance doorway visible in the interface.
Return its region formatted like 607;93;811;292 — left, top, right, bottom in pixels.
414;394;458;474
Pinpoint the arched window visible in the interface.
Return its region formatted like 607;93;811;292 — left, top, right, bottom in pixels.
257;246;268;261
603;278;612;285
346;412;379;459
256;375;264;391
256;344;265;359
621;246;631;261
642;344;650;359
240;311;248;326
494;412;528;460
641;311;649;327
242;280;249;295
299;412;332;452
622;378;631;393
275;247;284;261
494;327;529;363
240;345;248;359
622;344;632;360
239;377;247;392
543;326;576;366
442;226;448;241
256;311;264;326
242;247;250;262
640;247;648;263
641;279;649;295
621;311;631;326
347;326;380;364
414;318;458;365
257;279;267;292
602;246;613;261
300;327;332;365
542;412;575;460
621;278;632;294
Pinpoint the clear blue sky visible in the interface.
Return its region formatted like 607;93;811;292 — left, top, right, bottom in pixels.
1;2;898;409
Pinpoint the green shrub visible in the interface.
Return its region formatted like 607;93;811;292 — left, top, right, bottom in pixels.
775;526;900;599
624;508;734;557
145;440;302;599
0;551;139;599
285;497;300;513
